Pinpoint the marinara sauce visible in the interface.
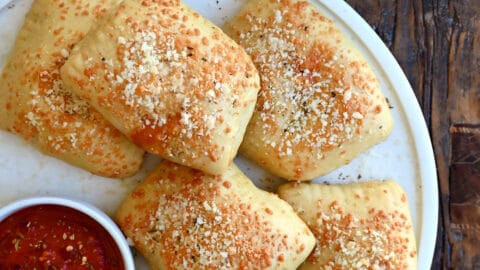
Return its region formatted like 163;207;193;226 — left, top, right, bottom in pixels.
0;204;124;269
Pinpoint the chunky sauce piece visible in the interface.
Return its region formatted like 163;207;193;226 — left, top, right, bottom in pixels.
0;204;124;269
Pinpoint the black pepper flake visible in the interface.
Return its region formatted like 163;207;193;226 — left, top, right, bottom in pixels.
201;57;207;62
386;97;394;109
331;91;336;98
101;57;106;61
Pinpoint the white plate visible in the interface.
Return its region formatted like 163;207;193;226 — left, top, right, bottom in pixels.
0;0;438;269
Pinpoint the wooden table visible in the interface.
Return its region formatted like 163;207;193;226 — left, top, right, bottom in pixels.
345;1;480;269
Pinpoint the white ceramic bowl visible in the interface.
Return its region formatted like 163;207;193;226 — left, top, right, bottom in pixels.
0;196;134;269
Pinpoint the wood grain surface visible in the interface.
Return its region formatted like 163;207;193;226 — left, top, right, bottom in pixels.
344;1;480;269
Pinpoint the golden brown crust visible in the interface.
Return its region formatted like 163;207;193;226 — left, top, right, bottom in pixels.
0;0;144;178
278;180;417;269
116;161;315;270
224;0;393;180
60;0;260;175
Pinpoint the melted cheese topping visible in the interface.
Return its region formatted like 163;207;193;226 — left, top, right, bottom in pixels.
224;0;392;180
61;0;260;174
309;200;415;269
117;162;315;269
240;15;366;159
147;184;292;268
0;0;144;178
278;181;417;270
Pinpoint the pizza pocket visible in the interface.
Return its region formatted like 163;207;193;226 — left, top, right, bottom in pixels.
0;0;144;178
116;161;315;270
60;0;260;175
278;180;417;269
224;0;393;180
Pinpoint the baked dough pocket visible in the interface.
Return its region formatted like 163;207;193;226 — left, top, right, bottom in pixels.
224;0;394;180
0;0;144;178
60;0;260;175
116;160;315;270
278;180;417;269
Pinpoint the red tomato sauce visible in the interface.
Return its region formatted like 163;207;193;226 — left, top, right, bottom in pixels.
0;204;124;270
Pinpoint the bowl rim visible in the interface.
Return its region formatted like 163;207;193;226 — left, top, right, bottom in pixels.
0;196;135;270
